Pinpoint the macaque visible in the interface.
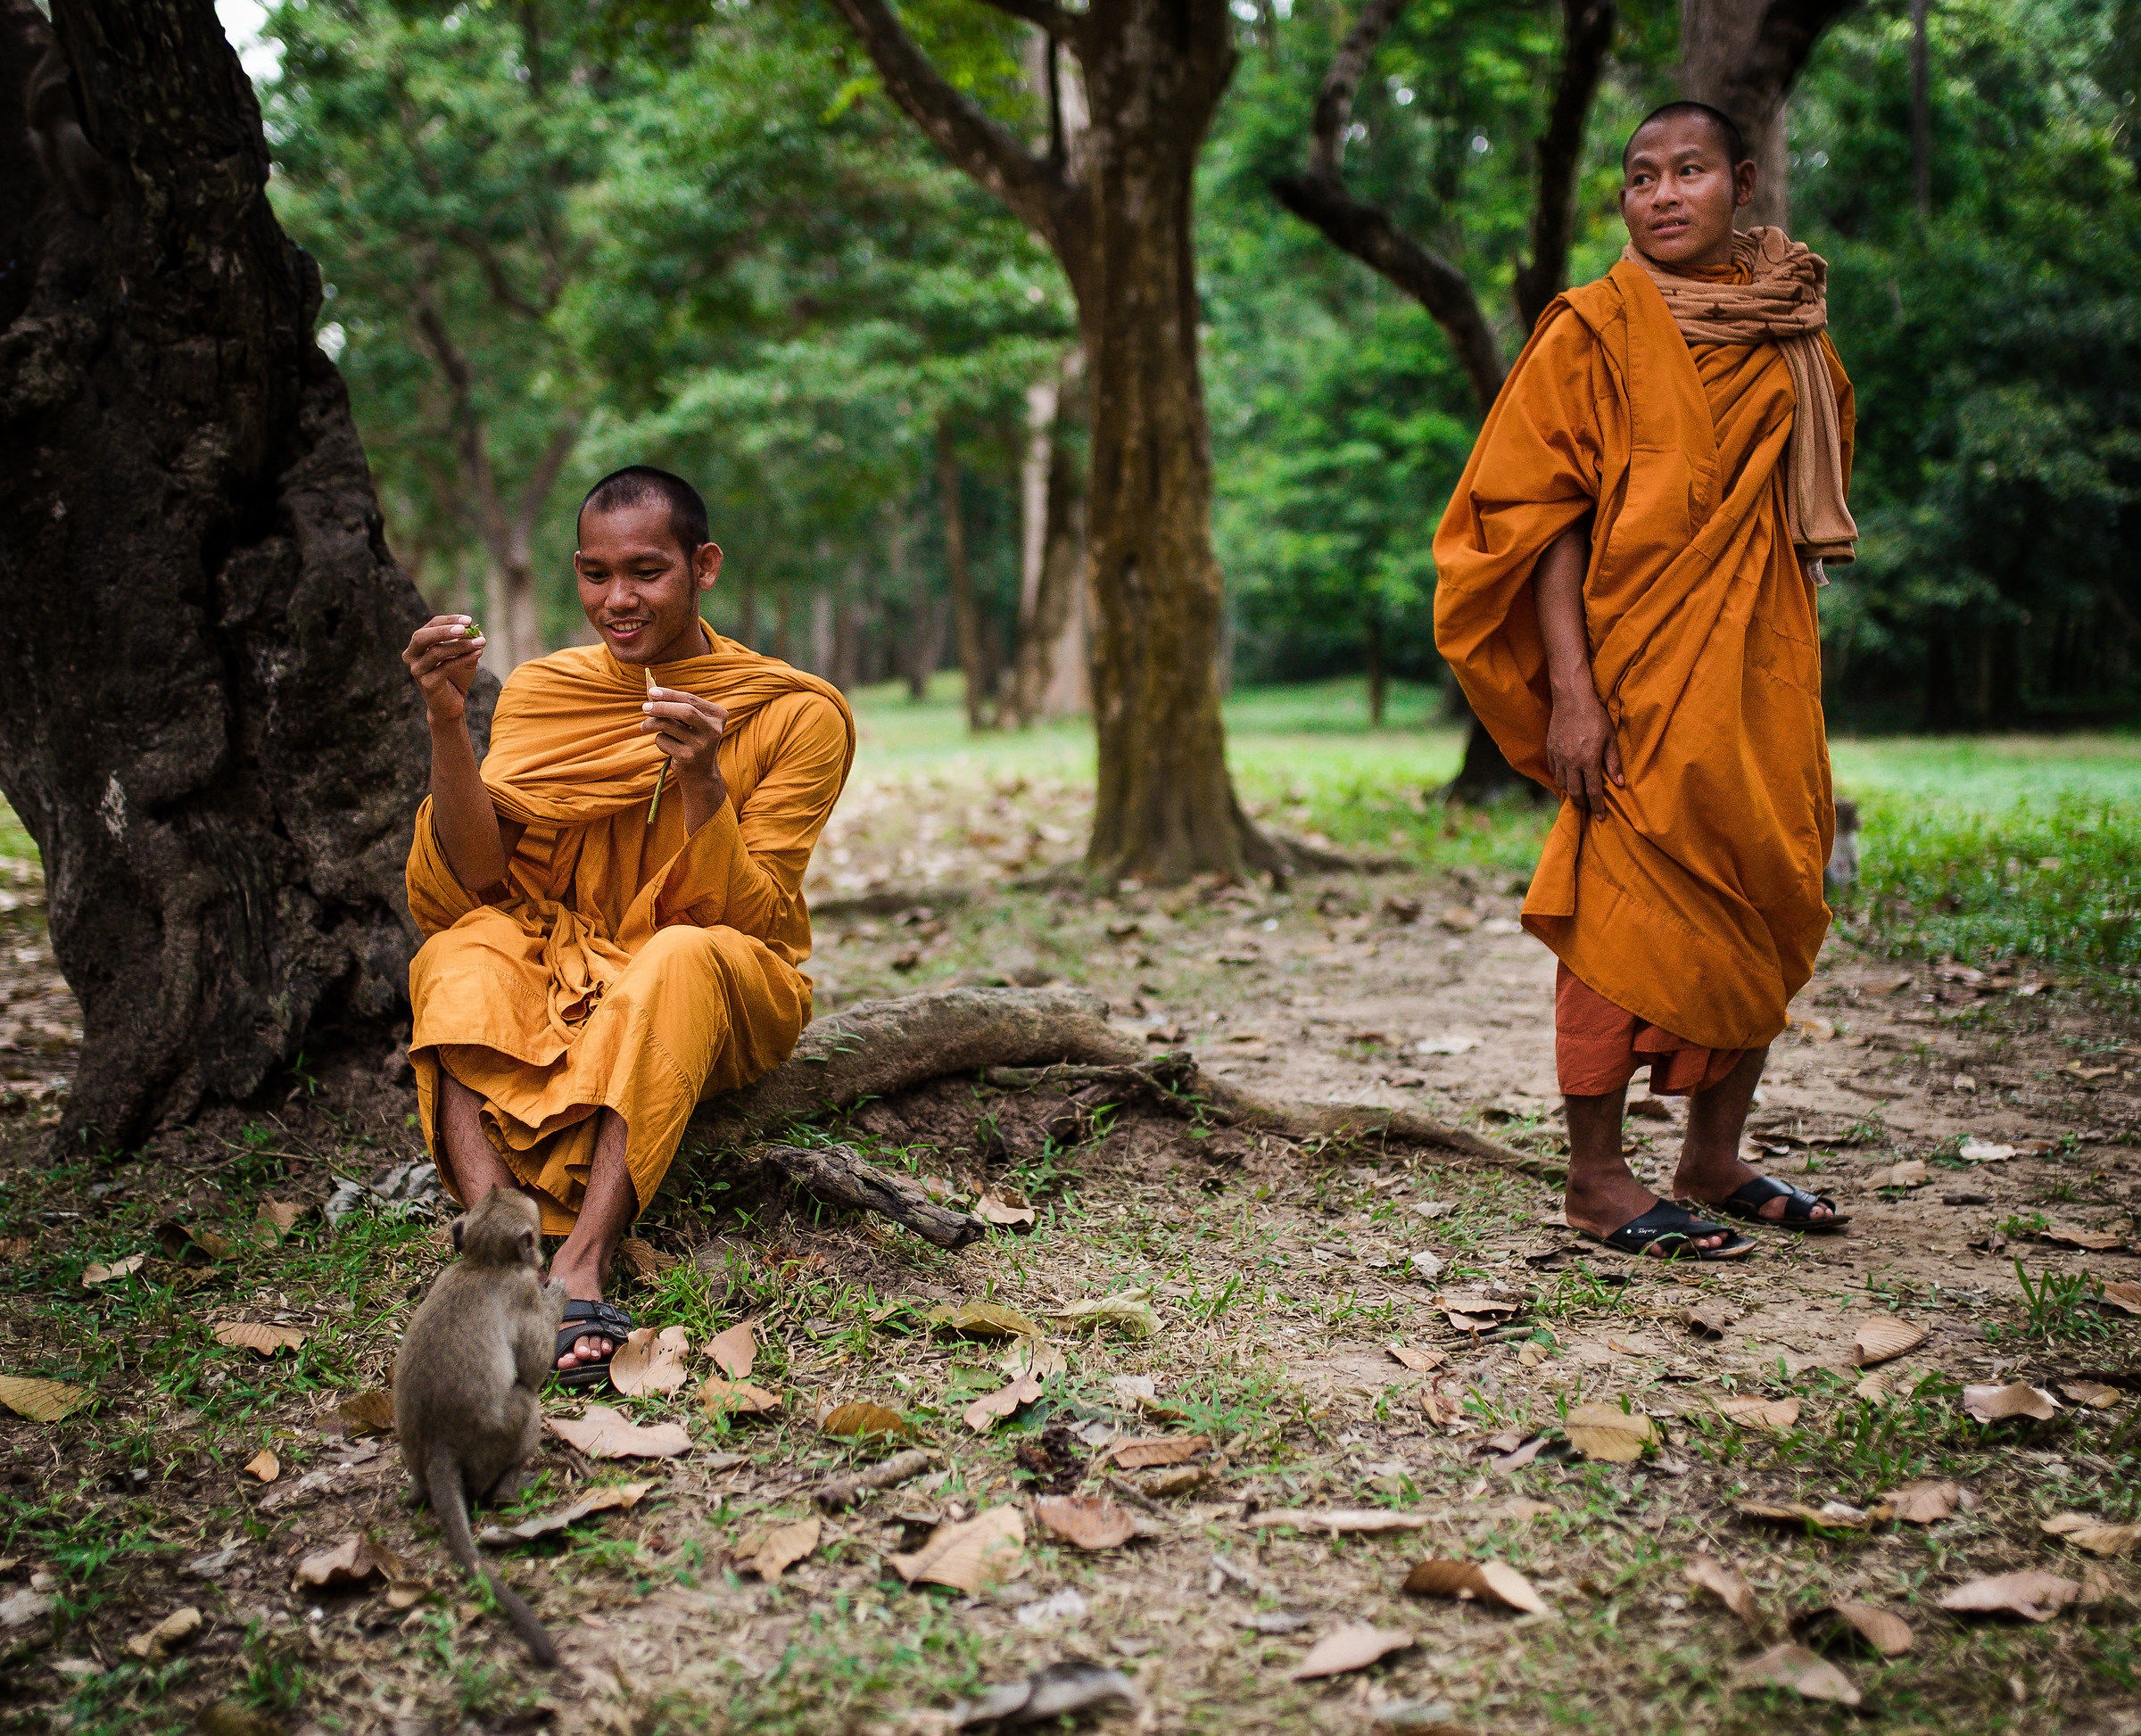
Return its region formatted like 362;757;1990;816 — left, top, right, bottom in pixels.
1825;798;1861;902
393;1188;567;1664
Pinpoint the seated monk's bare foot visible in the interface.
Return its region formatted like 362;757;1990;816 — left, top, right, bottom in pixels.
550;1255;624;1373
1566;1170;1732;1254
1672;1150;1836;1224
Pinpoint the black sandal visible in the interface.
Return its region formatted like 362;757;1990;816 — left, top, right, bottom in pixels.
554;1299;635;1389
1696;1176;1849;1232
1576;1201;1756;1261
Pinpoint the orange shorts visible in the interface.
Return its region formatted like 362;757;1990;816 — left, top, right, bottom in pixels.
1554;963;1746;1097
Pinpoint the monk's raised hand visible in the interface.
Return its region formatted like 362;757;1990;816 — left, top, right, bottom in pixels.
642;687;730;798
1545;690;1624;817
404;616;485;723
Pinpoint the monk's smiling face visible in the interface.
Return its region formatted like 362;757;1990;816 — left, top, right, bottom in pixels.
574;501;721;666
1619;110;1756;274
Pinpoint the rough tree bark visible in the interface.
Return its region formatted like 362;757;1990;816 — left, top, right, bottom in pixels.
827;0;1288;884
0;0;468;1151
1008;349;1089;725
1680;0;1861;232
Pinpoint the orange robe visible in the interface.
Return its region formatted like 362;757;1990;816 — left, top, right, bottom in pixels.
1434;258;1853;1062
405;626;854;1234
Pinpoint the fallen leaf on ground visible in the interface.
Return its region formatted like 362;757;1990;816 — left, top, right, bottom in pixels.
732;1516;821;1580
1106;1433;1207;1470
1793;1600;1914;1657
1488;1432;1545;1470
2044;1222;2127;1252
1730;1642;1861;1706
889;1504;1025;1593
1938;1570;2079;1622
1869;1160;1929;1190
949;1659;1137;1729
126;1607;204;1659
82;1254;147;1286
1294;1624;1414;1680
1402;1558;1548;1614
1385;1343;1447;1373
609;1325;692;1397
1684;1303;1738;1339
2097;1278;2141;1315
0;1376;89;1421
213;1321;307;1358
705;1317;760;1380
975;1194;1037;1228
2061;1380;2123;1408
2042;1514;2141;1558
963;1368;1046;1434
1009;1341;1070;1381
335;1390;396;1436
548;1404;694;1459
479;1481;652;1545
1049;1287;1160;1339
615;1236;676;1279
1734;1500;1887;1533
1563;1401;1656;1462
1853;1371;1891;1402
1963;1382;2059;1423
1684;1553;1765;1633
1958;1139;2016;1163
1247;1509;1431;1533
155;1222;235;1262
1415;1033;1479;1055
1438;1291;1522;1333
696;1376;777;1423
1886;1480;1970;1524
293;1536;408;1589
928;1301;1044;1339
1853;1315;1927;1367
1034;1495;1138;1550
817;1399;918;1442
1715;1396;1801;1433
242;1450;278;1484
254;1201;305;1241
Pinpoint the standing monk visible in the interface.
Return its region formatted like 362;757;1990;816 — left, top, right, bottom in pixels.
1434;103;1855;1260
401;467;854;1376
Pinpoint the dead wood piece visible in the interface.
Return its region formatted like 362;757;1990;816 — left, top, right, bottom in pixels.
982;1054;1200;1095
759;1145;988;1250
814;1447;938;1510
1191;1076;1561;1181
809;887;975;922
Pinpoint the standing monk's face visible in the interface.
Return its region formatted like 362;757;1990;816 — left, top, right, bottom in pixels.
1619;113;1755;273
573;502;722;667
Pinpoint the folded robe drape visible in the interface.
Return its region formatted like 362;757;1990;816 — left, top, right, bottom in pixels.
405;625;856;1234
1433;257;1853;1054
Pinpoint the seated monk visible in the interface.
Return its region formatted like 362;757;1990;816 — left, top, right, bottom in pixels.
1433;102;1855;1260
401;466;854;1378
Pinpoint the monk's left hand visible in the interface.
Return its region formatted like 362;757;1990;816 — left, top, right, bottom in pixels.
643;687;730;802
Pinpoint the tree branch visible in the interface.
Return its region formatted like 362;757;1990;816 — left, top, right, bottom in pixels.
1698;0;1859;130
1306;0;1409;180
1513;0;1615;334
972;0;1084;43
823;0;1070;243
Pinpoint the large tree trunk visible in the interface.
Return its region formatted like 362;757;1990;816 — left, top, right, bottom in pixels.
1680;0;1859;232
0;0;453;1151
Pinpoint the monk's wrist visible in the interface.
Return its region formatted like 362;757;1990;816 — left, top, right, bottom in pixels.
1548;673;1601;707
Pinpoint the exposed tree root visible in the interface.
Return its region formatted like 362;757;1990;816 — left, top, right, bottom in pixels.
685;987;1556;1241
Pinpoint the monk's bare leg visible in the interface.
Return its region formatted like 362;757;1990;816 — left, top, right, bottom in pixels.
434;1070;521;1205
1564;1084;1730;1252
550;1109;639;1371
1673;1046;1834;1223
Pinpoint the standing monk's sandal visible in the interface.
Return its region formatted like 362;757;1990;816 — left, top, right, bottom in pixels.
1577;1201;1756;1261
1687;1175;1848;1232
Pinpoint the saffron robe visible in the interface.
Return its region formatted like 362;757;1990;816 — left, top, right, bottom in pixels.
405;626;855;1234
1433;258;1854;1053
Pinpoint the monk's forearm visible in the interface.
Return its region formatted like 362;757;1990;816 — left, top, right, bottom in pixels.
428;715;508;896
1532;523;1598;704
676;768;727;838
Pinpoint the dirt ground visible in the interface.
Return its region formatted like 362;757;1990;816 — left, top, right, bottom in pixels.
2;780;2137;1736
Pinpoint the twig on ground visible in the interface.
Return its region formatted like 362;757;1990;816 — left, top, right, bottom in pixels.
814;1448;938;1510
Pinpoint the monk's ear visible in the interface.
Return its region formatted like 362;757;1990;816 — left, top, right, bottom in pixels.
694;541;723;591
1733;156;1757;210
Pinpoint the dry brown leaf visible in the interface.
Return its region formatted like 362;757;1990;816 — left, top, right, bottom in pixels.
616;1236;676;1280
1853;1371;1892;1402
1734;1500;1887;1533
1853;1315;1927;1367
1035;1495;1138;1551
1294;1624;1414;1680
293;1536;408;1589
733;1516;821;1581
335;1391;396;1437
1715;1396;1802;1433
1684;1303;1738;1339
212;1321;307;1359
1107;1433;1208;1470
1886;1480;1969;1524
818;1399;919;1442
1684;1553;1765;1633
1009;1341;1070;1381
706;1318;759;1380
975;1194;1037;1228
889;1504;1026;1593
126;1607;204;1659
928;1301;1044;1339
1563;1401;1656;1462
479;1481;652;1545
1248;1509;1431;1533
1419;1390;1464;1429
1385;1343;1447;1373
2060;1381;2123;1409
699;1374;781;1418
1437;1290;1521;1333
2097;1278;2141;1315
1730;1642;1861;1706
2041;1514;2141;1558
253;1201;304;1242
1963;1382;2059;1423
546;1404;694;1459
1050;1288;1160;1338
963;1368;1045;1434
1938;1570;2080;1622
1402;1558;1548;1614
1794;1600;1914;1657
1869;1160;1929;1190
0;1376;90;1422
608;1325;692;1397
81;1254;147;1286
2044;1222;2127;1252
242;1449;279;1484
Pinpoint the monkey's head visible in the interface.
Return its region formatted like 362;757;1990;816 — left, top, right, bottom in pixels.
451;1187;546;1271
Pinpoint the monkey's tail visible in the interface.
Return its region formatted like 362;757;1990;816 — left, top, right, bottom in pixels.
426;1443;558;1666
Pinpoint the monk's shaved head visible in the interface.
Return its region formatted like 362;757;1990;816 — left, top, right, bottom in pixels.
580;466;710;557
1623;101;1747;174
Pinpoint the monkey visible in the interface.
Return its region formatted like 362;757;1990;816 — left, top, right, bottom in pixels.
1825;798;1862;904
394;1187;568;1665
